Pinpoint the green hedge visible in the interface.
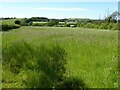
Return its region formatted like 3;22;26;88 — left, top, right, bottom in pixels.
1;19;20;31
2;23;20;31
77;22;118;30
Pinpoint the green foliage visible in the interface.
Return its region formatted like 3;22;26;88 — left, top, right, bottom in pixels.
30;17;49;22
118;23;120;30
65;24;70;27
57;77;86;88
111;23;118;30
47;21;59;26
1;19;20;31
76;21;118;30
84;23;94;28
2;23;20;31
3;41;71;88
14;20;20;25
20;19;32;26
99;23;108;29
79;23;86;28
3;41;33;73
24;71;52;88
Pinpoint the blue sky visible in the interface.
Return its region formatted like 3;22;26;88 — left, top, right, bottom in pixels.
0;1;118;19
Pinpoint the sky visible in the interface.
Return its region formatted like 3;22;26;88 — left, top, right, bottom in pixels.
0;0;119;19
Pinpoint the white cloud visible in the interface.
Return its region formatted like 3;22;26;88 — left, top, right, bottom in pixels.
0;0;119;2
29;7;88;11
1;6;88;11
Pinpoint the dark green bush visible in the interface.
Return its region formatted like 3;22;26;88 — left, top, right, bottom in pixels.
76;21;118;30
111;23;118;30
65;24;70;27
85;23;94;28
2;41;33;73
2;23;20;31
20;19;32;26
14;20;20;25
77;22;81;27
56;77;87;88
80;23;87;28
47;21;59;26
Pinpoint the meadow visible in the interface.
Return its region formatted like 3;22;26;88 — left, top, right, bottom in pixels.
2;26;118;88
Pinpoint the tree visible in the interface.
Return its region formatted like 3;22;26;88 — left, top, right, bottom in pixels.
14;20;20;25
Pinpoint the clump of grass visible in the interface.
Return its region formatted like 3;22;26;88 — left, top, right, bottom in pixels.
3;41;33;73
3;40;87;88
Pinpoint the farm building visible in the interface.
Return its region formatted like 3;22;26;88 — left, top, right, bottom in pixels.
66;19;78;27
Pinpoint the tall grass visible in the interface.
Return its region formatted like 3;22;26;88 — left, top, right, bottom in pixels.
2;26;118;88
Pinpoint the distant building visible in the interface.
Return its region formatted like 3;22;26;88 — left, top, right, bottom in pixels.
66;19;78;24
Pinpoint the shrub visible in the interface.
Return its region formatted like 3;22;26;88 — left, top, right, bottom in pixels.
80;23;87;28
57;77;87;88
65;24;70;27
14;20;20;25
20;19;32;26
85;23;93;28
77;22;81;27
118;23;120;30
3;42;68;88
47;21;59;26
112;23;118;30
107;23;113;30
3;38;88;88
94;24;99;29
2;23;20;31
99;23;108;29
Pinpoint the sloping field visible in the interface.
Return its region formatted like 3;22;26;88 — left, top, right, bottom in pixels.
2;26;118;88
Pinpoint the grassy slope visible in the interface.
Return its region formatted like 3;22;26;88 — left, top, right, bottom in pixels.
2;19;20;25
2;26;118;88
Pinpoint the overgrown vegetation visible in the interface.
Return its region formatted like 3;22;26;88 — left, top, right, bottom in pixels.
2;40;87;88
77;22;118;30
2;27;118;88
1;19;20;31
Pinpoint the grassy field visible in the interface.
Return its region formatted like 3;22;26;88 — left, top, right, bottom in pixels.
33;22;48;24
2;26;118;88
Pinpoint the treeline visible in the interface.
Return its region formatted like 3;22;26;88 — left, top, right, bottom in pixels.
0;17;16;20
2;23;20;31
20;17;118;30
1;13;119;31
77;22;118;30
